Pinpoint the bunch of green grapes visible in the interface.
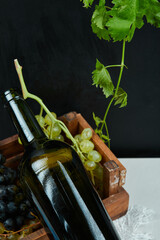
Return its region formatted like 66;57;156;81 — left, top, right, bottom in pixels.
36;113;103;171
74;128;104;196
74;128;102;170
35;112;64;141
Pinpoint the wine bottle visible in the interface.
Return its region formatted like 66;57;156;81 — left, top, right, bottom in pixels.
2;89;121;240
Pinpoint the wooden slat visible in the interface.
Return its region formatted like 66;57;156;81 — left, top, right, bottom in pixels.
103;160;120;197
0;134;24;168
58;111;79;136
103;187;129;220
0;134;24;159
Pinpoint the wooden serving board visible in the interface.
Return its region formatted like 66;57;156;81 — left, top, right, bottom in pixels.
0;112;129;240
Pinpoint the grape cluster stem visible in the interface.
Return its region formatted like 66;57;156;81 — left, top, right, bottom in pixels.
14;59;86;163
0;221;40;237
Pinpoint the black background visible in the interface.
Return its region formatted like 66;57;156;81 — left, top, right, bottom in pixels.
0;0;160;157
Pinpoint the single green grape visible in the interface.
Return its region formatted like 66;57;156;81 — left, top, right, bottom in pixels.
54;134;64;141
74;134;82;143
88;150;102;162
47;123;61;139
81;128;92;140
35;115;45;128
80;140;94;153
44;112;57;125
84;160;96;171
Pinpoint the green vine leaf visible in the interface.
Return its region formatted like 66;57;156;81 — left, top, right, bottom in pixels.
82;0;160;42
95;128;102;136
91;5;110;40
95;129;110;143
145;0;160;27
80;0;94;8
106;0;143;42
93;112;103;127
92;59;114;98
106;0;160;42
99;0;106;6
114;87;127;108
101;134;110;141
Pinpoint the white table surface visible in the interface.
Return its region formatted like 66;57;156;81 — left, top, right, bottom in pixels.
120;158;160;240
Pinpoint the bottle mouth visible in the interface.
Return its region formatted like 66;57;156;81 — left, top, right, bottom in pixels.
1;88;22;105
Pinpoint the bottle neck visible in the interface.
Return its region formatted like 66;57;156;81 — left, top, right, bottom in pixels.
2;89;47;147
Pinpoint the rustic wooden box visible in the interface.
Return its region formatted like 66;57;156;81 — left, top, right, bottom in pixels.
0;112;129;240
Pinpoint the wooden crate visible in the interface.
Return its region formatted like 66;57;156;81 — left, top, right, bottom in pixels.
0;112;129;240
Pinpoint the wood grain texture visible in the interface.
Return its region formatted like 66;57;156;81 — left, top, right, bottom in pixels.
0;134;24;158
22;228;50;240
58;111;78;136
103;160;120;197
103;187;129;220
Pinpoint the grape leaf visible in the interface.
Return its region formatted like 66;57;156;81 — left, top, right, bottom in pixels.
101;134;110;141
92;59;114;98
114;87;127;108
99;0;106;7
95;128;103;136
106;0;144;42
93;112;103;127
92;5;108;29
91;5;110;40
145;0;160;27
95;130;110;143
105;0;160;42
80;0;94;8
83;0;160;42
91;23;110;40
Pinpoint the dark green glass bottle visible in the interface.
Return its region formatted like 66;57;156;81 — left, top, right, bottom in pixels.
2;89;121;240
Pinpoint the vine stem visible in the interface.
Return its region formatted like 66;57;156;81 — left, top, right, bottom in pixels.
104;121;110;149
100;40;126;147
105;64;128;69
14;59;85;162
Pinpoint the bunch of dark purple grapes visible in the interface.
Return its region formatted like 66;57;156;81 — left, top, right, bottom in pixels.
0;153;35;231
